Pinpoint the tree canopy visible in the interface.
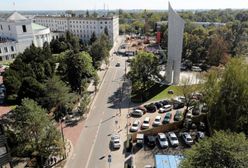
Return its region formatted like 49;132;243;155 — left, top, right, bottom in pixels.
127;51;161;93
180;131;248;168
11;98;64;165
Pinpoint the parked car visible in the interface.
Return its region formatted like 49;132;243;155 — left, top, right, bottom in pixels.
110;134;121;149
153;116;162;127
146;135;156;147
201;103;209;113
191;66;202;72
157;133;168;148
130;120;140;132
181;132;193;146
198;122;206;131
192;107;200;115
154;102;163;109
173;101;185;109
144;103;157;112
131;109;143;117
159;104;172;113
196;131;205;141
162;112;171;124
134;106;147;113
167;132;179;147
136;133;144;147
142;117;150;129
174;110;182;121
161;100;170;106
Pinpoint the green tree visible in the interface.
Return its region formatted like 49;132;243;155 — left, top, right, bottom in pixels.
207;34;229;66
127;52;161;93
202;58;248;134
89;31;97;45
12;98;64;165
180;131;248;168
59;51;97;94
39;76;78;119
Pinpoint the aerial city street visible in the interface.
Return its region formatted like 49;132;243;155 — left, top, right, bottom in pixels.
0;0;248;168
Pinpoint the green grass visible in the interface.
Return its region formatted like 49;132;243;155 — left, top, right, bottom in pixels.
149;85;183;101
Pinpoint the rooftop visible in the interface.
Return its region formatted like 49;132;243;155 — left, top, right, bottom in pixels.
31;23;47;30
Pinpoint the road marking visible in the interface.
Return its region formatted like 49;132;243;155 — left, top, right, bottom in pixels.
85;118;103;168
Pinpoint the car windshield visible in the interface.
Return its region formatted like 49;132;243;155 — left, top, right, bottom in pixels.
155;118;160;121
160;138;166;141
133;123;138;126
186;138;192;141
171;136;177;141
144;121;149;123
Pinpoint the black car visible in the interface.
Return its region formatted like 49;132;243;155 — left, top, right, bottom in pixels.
154;102;163;109
146;136;156;147
161;100;170;106
144;103;157;113
173;101;184;109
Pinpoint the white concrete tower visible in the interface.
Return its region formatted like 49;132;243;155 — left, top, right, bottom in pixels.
166;2;185;84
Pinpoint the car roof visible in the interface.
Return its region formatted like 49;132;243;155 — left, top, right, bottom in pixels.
158;133;166;138
168;132;176;137
133;120;139;124
144;117;150;121
164;104;171;107
155;115;161;119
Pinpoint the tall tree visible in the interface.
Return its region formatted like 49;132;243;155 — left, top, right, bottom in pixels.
202;58;248;134
59;51;97;94
180;131;248;168
127;52;161;93
89;31;97;45
12;98;64;165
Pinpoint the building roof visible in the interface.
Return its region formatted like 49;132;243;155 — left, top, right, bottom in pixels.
31;23;47;30
155;155;183;168
7;12;27;21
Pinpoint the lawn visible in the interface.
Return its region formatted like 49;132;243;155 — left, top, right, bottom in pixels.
149;85;183;101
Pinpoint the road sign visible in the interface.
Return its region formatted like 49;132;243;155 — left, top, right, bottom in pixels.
108;154;112;163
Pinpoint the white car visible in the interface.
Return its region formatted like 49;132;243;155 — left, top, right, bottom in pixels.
159;104;172;113
181;132;194;146
111;134;121;149
131;109;143;117
142;117;150;129
130;120;140;132
157;133;168;148
153;116;161;127
167;132;179;147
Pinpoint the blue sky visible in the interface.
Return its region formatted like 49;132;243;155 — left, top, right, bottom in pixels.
0;0;247;10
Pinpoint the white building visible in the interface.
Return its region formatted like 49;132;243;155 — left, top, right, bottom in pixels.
0;12;51;61
33;15;119;44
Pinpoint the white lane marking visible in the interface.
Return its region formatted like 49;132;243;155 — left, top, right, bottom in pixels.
85;118;103;168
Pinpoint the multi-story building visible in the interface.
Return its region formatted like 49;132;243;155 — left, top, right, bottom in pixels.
0;12;52;61
33;15;119;45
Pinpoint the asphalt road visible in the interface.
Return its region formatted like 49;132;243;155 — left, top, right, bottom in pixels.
66;37;128;168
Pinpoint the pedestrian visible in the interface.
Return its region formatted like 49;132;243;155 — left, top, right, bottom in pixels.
50;157;53;164
54;157;57;163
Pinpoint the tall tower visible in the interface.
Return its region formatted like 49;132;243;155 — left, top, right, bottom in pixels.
166;3;185;84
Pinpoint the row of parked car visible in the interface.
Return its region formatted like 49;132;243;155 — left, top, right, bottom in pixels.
131;98;185;117
140;131;205;149
130;110;183;132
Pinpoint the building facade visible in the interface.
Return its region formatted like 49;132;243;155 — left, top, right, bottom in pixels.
33;15;119;44
166;3;185;85
0;12;51;61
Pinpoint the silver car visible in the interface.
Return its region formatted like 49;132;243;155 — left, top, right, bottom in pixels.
167;132;179;147
157;133;168;148
181;132;194;146
130;120;140;132
131;109;143;117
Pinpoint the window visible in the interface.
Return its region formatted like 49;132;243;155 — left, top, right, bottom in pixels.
22;25;27;32
8;25;10;31
0;145;7;156
5;55;9;60
0;25;2;30
11;46;14;52
11;54;15;59
4;47;8;53
0;48;1;54
0;57;2;61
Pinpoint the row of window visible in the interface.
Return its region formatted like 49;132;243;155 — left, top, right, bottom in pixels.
0;46;15;54
0;54;15;61
36;19;111;25
0;24;27;33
